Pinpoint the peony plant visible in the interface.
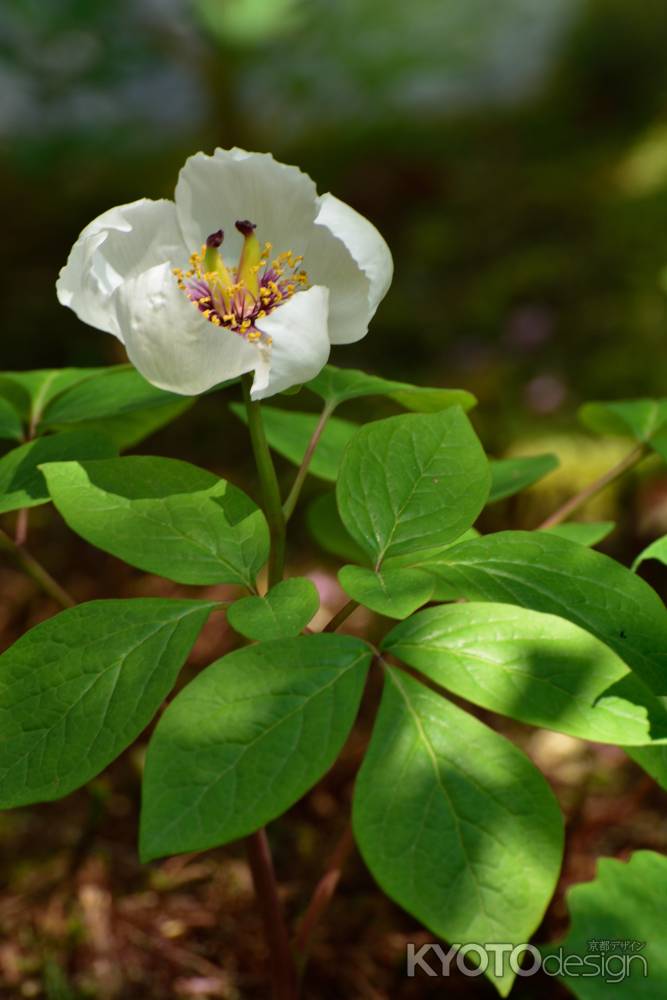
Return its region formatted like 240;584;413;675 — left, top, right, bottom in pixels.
0;149;666;998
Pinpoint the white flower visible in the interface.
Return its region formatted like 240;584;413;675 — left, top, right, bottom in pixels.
57;148;393;399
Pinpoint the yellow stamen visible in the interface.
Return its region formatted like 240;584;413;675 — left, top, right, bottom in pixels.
236;226;262;300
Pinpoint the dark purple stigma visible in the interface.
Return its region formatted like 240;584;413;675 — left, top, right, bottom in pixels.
206;229;224;248
235;219;256;236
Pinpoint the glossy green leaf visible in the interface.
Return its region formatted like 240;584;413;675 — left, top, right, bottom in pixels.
545;852;667;998
230;403;357;481
384;603;667;745
39;366;184;427
381;527;480;571
42;456;269;588
0;430;117;515
542;521;615;547
419;531;667;695
353;669;563;996
0;397;24;442
64;398;193;450
579;398;667;442
306;492;369;564
337;408;490;565
0;367;106;424
633;534;667;571
38;367;193;449
339;565;434;619
488;453;559;502
306;364;476;412
227;578;320;639
140;634;372;860
0;599;215;807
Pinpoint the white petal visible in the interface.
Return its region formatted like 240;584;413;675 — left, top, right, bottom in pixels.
304;223;371;346
313;193;393;344
250;286;330;400
175;148;319;268
113;262;259;395
57;199;186;342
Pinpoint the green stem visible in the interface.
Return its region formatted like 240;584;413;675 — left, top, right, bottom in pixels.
242;374;286;588
240;377;296;998
0;528;75;609
283;403;335;522
536;442;647;530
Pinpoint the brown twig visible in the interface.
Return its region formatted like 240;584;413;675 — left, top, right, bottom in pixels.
0;527;75;609
14;508;29;546
294;823;355;961
536;442;647;531
283;403;335;522
322;599;359;633
244;829;298;1000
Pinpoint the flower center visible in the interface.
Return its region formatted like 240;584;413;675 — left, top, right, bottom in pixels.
172;221;309;343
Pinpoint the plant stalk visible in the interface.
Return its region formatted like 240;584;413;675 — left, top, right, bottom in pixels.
241;374;286;588
283;403;335;522
245;831;298;1000
294;823;354;962
240;377;296;997
0;528;75;609
323;599;359;633
536;442;647;530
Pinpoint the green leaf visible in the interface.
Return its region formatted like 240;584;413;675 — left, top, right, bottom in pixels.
579;398;667;442
230;403;357;481
0;430;117;515
339;565;434;619
306;492;369;564
66;398;193;451
227;578;320;639
542;521;615;547
38;367;193;450
384;603;667;745
337;408;490;565
544;852;667;998
306;364;476;412
40;366;183;427
0;397;24;442
353;669;563;996
418;531;667;695
42;456;269;589
633;534;667;571
0;598;215;807
381;527;480;571
488;453;559;502
140;634;371;860
0;367;107;425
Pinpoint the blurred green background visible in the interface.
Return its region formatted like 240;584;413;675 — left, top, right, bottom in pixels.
3;0;667;452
